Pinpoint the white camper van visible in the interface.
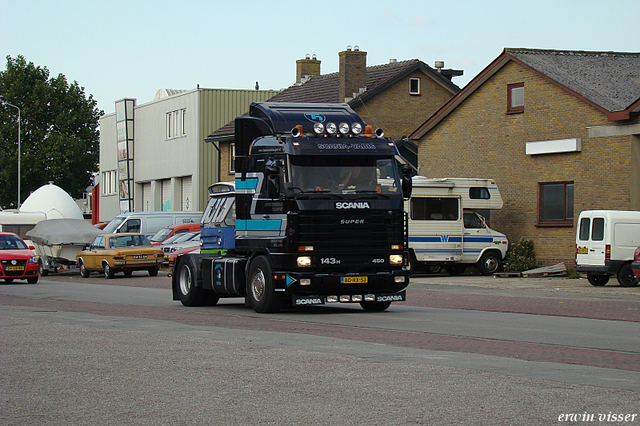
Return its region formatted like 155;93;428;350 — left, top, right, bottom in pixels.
406;177;509;275
102;211;203;238
575;210;640;287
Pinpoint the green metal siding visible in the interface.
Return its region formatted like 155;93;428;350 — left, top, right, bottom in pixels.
197;89;280;210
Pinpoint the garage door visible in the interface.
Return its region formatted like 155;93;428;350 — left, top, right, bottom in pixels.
142;182;151;211
181;176;193;211
161;179;171;211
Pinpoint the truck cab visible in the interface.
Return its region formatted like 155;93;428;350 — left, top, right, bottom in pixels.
172;102;412;313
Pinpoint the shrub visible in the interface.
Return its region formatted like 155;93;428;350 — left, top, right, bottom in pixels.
503;237;536;272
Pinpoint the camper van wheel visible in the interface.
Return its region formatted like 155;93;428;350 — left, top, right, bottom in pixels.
247;256;281;313
587;274;609;286
478;252;500;276
445;265;466;276
617;264;638;287
79;260;90;278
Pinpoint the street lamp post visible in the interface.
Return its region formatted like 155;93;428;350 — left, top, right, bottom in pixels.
1;101;21;209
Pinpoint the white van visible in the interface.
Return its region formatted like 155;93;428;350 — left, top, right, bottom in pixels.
406;177;509;275
102;211;203;238
575;210;640;287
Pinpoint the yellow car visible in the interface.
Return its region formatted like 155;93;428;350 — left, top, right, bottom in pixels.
76;233;164;279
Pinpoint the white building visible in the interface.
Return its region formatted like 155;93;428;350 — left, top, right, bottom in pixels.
98;87;279;222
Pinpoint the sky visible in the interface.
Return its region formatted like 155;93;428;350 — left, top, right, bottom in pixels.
1;0;639;116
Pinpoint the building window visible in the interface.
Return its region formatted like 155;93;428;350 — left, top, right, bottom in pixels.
507;82;524;114
166;108;186;139
102;170;117;195
539;182;574;226
230;143;236;173
409;78;420;95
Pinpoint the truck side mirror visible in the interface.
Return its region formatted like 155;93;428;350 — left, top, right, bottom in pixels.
265;158;281;198
401;165;412;199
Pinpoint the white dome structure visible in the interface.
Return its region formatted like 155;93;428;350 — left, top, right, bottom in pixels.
19;183;83;220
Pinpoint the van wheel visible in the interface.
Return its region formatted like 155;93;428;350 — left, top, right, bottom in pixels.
587;274;609;286
478;252;500;276
617;264;638;287
247;256;280;313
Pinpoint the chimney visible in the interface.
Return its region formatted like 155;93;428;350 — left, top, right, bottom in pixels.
296;53;321;84
339;45;367;102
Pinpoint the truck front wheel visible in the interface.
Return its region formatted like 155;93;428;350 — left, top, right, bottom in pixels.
478;252;501;276
247;256;281;313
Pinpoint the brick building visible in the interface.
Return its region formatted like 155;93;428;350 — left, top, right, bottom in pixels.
207;47;462;179
410;48;640;267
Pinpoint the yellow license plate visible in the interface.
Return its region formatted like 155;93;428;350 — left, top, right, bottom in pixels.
577;247;588;254
6;266;24;271
341;276;368;284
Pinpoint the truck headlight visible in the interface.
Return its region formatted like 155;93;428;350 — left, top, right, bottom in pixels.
389;254;403;265
297;256;312;267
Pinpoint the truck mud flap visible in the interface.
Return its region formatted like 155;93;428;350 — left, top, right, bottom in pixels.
293;290;406;306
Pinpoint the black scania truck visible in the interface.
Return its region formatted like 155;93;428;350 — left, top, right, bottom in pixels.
172;102;412;313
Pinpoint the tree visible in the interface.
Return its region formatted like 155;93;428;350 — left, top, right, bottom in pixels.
0;55;103;209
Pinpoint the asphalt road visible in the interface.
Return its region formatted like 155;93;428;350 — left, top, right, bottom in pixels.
1;270;639;426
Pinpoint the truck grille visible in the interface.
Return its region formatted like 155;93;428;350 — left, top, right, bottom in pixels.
297;210;403;252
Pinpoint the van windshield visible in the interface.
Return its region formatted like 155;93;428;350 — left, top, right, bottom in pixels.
102;217;125;234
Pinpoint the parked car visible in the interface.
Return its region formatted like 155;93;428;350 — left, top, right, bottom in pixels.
161;233;200;264
76;233;164;279
575;210;640;287
166;246;199;268
0;232;39;283
629;246;640;287
103;211;202;238
150;223;201;245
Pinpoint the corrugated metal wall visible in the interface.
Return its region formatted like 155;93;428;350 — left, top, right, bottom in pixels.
197;89;280;210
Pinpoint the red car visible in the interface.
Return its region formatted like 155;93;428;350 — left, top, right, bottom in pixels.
630;246;640;285
0;232;39;284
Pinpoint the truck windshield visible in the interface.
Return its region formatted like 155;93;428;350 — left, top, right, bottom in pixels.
289;157;401;197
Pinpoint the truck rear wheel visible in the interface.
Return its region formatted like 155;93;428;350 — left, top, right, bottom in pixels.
247;256;280;313
587;274;609;286
177;256;218;306
617;264;638;287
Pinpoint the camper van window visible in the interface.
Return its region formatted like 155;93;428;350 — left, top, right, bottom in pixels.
411;198;459;221
579;218;590;241
469;187;490;199
464;212;484;229
591;218;604;241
